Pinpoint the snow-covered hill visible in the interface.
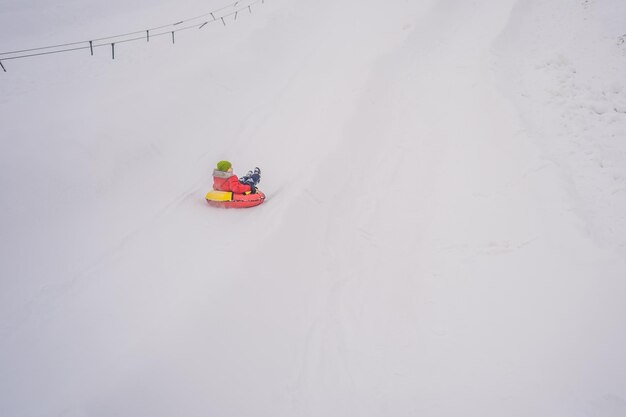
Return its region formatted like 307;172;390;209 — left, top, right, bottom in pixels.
1;0;625;416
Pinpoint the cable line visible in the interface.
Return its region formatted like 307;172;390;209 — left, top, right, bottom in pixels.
0;0;259;59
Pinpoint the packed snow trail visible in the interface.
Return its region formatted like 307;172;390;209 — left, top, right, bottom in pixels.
1;0;626;416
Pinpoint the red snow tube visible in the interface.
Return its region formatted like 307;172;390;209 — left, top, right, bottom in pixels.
205;190;266;208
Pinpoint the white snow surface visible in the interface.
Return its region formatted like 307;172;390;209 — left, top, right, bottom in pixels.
1;0;626;415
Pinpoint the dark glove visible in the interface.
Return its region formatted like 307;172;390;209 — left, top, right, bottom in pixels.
250;185;257;194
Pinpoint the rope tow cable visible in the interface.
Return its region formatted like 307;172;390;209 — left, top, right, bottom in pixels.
0;0;261;67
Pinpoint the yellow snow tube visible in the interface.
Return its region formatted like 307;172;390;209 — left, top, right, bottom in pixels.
205;189;265;208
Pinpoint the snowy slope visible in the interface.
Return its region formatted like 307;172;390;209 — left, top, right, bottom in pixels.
1;0;626;416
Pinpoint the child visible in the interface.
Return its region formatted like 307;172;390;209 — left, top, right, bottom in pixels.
239;168;261;188
213;160;261;194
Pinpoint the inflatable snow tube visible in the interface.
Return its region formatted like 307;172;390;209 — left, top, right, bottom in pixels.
205;190;265;208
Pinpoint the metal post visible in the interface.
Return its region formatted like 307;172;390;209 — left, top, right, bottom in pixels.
0;61;6;72
146;30;150;42
234;11;238;20
172;31;175;44
111;43;115;60
89;40;93;56
221;17;226;26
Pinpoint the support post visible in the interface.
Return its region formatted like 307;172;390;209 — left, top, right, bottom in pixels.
221;17;226;26
147;30;150;42
111;43;115;60
172;31;175;44
0;61;6;72
89;40;93;56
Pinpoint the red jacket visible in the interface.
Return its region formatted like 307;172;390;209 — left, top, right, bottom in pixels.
213;170;251;194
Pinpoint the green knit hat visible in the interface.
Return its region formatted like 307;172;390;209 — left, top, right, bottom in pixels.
216;160;232;172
